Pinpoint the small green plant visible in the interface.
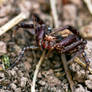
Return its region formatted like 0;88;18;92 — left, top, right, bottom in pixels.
2;55;10;69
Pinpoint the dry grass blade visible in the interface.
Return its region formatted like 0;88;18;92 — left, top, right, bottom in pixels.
0;12;28;36
50;0;74;91
61;54;74;91
50;0;59;28
31;50;46;92
83;0;92;15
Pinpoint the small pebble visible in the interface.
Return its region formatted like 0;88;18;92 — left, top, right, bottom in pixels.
39;80;46;86
80;23;92;39
15;88;21;92
75;84;85;92
70;63;80;72
20;77;28;87
74;70;85;82
10;69;16;76
0;41;7;55
87;75;92;80
0;72;5;80
85;80;92;89
10;83;17;90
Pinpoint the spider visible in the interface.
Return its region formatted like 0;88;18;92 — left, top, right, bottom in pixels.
10;13;89;69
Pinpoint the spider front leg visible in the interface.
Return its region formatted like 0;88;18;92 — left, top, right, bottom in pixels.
9;46;39;69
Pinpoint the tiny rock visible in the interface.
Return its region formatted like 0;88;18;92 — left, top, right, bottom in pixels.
70;63;80;72
85;80;92;89
0;72;5;80
10;69;16;76
87;75;92;81
20;77;28;87
24;62;31;71
10;83;17;90
38;80;46;86
79;23;92;39
74;70;85;82
75;84;85;92
0;41;7;55
15;88;21;92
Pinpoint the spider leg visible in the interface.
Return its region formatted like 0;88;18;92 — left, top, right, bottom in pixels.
9;46;39;69
68;45;90;68
58;40;85;53
67;42;86;65
62;25;80;36
55;34;78;49
55;36;85;53
32;13;45;25
16;22;34;29
67;49;84;65
59;38;89;67
82;51;90;66
16;13;45;29
50;25;80;37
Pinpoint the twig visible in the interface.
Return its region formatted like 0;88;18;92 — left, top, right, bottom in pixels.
50;0;74;91
31;50;46;92
0;12;28;36
50;0;59;28
83;0;92;15
61;54;74;91
8;46;39;70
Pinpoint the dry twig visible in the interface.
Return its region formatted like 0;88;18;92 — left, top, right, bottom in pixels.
61;54;74;91
50;0;74;91
83;0;92;15
0;12;28;36
31;50;46;92
50;0;59;28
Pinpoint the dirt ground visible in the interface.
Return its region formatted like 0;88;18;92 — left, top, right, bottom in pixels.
0;0;92;92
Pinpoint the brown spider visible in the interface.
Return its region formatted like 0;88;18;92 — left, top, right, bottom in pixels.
10;14;89;69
